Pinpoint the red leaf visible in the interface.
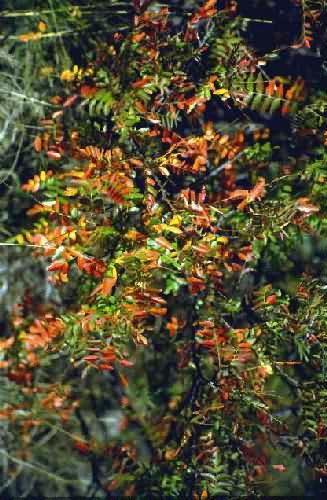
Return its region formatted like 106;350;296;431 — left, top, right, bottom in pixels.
47;150;62;161
74;440;91;454
84;355;99;362
47;259;67;272
119;359;134;367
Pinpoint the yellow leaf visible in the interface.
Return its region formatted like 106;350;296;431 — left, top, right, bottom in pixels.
158;165;170;176
25;232;33;243
163;225;182;235
68;170;85;179
63;187;78;197
216;236;229;244
60;273;69;283
40;66;54;77
78;217;86;228
125;229;137;240
69;230;77;241
136;332;148;345
214;88;230;96
70;6;82;17
164;448;179;461
38;21;47;33
261;363;273;375
40;170;46;182
170;215;182;226
213;88;231;101
16;234;25;245
60;69;75;81
19;31;42;42
182;240;192;251
106;266;117;280
114;254;126;265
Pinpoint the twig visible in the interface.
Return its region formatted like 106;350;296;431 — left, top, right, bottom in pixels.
0;89;57;108
0;131;24;186
190;150;246;188
0;448;71;483
0;243;54;249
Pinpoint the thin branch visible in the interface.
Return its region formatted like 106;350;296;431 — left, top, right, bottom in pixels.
190;150;246;188
0;25;131;42
0;464;23;495
0;3;132;17
0;243;54;249
0;131;24;186
0;449;71;484
0;89;56;108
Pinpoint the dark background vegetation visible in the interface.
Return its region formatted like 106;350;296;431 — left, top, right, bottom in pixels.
1;0;327;497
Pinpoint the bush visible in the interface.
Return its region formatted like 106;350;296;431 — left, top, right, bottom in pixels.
1;1;327;497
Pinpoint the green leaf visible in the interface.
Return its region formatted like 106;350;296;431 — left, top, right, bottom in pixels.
246;73;255;93
251;93;264;111
270;97;282;113
256;73;265;93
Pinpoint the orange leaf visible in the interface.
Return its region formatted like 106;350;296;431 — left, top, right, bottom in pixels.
166;316;178;336
296;197;319;214
119;372;129;387
237;177;266;210
135;100;147;113
50;95;63;105
102;277;117;296
34;135;42;152
266;294;277;305
80;85;97;98
266;79;276;96
238;342;252;350
19;31;42;42
248;177;266;203
0;337;15;350
226;189;249;202
276;82;284;98
132;32;146;43
148;307;167;317
272;464;286;473
155;237;172;250
63;95;79;108
132;76;153;89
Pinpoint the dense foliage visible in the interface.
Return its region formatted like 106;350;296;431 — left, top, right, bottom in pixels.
1;0;327;497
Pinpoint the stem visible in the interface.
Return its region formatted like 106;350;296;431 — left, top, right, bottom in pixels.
0;243;54;249
0;449;70;484
0;3;131;17
0;89;56;108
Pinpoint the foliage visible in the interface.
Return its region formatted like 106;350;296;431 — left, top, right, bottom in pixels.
1;0;327;497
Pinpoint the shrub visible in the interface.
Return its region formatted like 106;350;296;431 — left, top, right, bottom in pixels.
1;1;327;497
